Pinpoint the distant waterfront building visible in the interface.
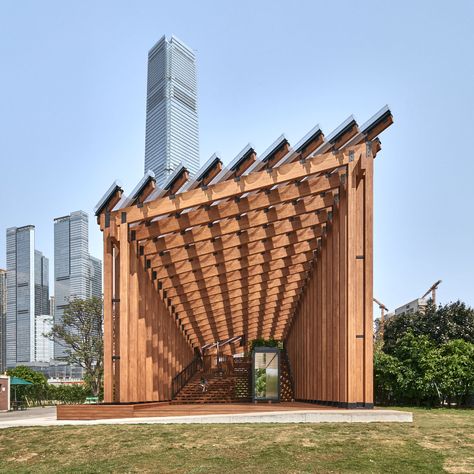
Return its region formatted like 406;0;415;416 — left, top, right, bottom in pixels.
89;256;102;298
34;251;49;317
144;35;200;186
5;226;50;366
34;315;53;362
54;211;102;359
385;298;428;320
49;296;55;320
0;269;6;372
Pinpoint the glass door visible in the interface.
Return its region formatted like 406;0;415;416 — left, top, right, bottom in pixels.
253;348;280;401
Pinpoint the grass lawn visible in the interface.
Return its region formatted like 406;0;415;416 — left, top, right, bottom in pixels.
0;408;473;473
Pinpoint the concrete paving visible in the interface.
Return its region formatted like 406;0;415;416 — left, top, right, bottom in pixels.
0;406;412;428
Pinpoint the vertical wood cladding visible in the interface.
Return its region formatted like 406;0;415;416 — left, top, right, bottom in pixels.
285;149;373;407
103;227;193;403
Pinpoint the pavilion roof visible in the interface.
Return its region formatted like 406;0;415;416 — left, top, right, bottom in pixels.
96;106;393;348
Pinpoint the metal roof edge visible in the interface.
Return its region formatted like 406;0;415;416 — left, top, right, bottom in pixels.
94;180;123;216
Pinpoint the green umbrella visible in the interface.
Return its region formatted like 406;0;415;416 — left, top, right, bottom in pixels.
10;377;33;386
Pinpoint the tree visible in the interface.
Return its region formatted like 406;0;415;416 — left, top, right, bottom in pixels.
48;297;103;396
383;300;474;354
391;331;441;405
374;349;402;404
436;339;474;406
6;366;48;404
6;365;47;386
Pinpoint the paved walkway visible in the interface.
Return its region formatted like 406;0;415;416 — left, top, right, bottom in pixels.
0;406;412;428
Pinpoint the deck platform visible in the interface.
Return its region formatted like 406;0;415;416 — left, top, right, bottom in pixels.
56;402;412;424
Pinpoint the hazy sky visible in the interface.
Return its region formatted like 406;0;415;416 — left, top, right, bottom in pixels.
1;0;473;312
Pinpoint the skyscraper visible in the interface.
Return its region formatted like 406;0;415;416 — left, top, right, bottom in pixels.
34;314;53;362
144;35;200;186
89;256;102;299
5;226;50;366
0;269;6;372
54;211;102;359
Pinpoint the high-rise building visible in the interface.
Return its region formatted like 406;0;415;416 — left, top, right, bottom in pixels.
34;314;53;362
49;296;55;319
89;256;102;299
34;251;49;317
54;211;102;359
5;226;50;366
0;269;6;372
144;35;200;186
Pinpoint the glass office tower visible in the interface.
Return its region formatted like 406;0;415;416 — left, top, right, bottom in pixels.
0;269;6;372
5;226;49;366
144;35;200;186
54;211;102;359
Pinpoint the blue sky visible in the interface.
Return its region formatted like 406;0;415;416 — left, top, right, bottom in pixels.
0;0;473;312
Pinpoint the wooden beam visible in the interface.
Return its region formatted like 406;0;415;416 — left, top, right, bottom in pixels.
115;146;356;225
158;247;314;290
151;226;322;280
142;193;333;257
165;263;311;299
172;279;305;313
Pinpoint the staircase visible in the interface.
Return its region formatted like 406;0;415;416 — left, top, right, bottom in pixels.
171;353;294;404
171;370;251;404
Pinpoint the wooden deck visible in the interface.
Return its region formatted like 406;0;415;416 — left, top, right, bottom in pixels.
57;402;341;420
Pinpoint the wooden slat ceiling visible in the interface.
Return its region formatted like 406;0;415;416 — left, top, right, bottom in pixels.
97;107;393;350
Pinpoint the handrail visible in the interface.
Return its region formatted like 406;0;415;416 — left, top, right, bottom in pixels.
172;356;202;398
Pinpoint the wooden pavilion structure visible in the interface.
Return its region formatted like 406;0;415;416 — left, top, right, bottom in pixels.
95;106;393;409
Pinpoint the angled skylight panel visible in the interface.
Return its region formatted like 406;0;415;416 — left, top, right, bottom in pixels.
94;180;123;216
181;153;223;191
209;143;255;185
243;134;288;176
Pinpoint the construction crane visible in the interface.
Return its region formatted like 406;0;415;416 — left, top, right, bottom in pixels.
373;297;389;336
421;280;442;305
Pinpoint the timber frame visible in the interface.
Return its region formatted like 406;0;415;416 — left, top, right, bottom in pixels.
96;106;393;407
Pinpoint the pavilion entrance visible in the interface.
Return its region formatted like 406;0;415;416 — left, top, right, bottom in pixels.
253;348;280;402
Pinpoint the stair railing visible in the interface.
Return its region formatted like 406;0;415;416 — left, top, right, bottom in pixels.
172;356;202;399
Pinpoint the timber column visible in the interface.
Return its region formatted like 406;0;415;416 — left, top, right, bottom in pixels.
345;143;374;407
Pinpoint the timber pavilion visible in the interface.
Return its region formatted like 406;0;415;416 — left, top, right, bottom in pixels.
93;106;393;412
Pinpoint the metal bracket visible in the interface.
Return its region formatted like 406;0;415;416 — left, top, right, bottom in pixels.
349;150;355;162
366;141;373;158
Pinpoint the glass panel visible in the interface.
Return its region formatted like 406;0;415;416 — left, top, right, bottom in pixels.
254;351;279;400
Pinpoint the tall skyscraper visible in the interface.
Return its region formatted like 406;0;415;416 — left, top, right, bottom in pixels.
89;256;102;298
0;269;6;372
34;251;49;317
5;226;50;366
144;35;200;186
54;211;102;359
34;314;53;362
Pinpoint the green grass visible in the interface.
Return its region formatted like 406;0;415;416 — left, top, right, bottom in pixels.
0;408;473;473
